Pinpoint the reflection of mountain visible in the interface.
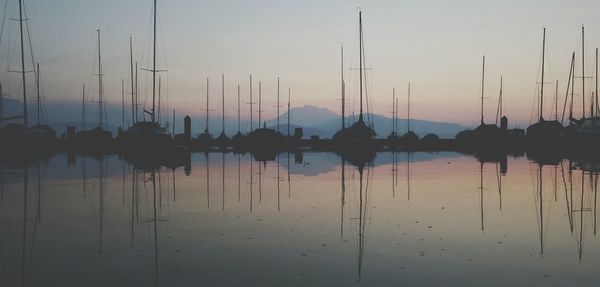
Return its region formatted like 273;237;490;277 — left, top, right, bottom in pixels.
283;152;462;177
0;152;463;180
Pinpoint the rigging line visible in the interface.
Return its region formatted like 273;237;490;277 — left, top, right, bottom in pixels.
22;0;36;76
561;53;575;125
0;0;8;46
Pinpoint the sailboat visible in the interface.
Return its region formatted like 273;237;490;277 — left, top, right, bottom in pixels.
196;77;213;148
387;88;401;148
0;0;55;153
246;79;285;157
333;11;376;146
455;56;508;152
121;0;171;151
75;29;113;152
215;74;230;148
231;83;246;146
574;46;600;146
400;82;420;147
526;28;564;145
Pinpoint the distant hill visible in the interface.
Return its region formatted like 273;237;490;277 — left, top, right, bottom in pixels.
2;98;469;139
270;106;469;139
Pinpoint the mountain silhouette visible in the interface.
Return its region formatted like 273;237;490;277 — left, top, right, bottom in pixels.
2;98;469;139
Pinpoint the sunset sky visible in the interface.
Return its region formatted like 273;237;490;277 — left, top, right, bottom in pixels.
2;0;600;127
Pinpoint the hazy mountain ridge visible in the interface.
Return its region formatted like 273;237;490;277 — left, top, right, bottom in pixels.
2;98;469;138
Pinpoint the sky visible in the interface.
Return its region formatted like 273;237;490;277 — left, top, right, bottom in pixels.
1;0;600;127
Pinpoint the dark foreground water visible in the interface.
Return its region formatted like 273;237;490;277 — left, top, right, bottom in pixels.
1;152;599;286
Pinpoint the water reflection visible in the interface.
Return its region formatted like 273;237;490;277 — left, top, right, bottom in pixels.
1;152;600;286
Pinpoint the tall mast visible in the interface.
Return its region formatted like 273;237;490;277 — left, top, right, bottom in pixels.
97;29;103;129
237;83;240;133
570;52;575;120
221;73;225;134
481;55;485;125
341;44;345;129
407;82;411;133
496;76;503;125
172;110;175;135
395;96;398;134
18;0;27;126
205;77;209;133
158;77;161;124
81;83;85;130
129;36;135;124
287;88;291;137
151;0;157;123
249;75;253;132
277;77;280;133
259;81;262;127
391;88;395;134
582;25;585;118
595;48;598;116
121;79;125;129
555;80;558;120
498;76;504;122
135;62;138;122
36;63;40;126
358;11;364;121
540;28;546;122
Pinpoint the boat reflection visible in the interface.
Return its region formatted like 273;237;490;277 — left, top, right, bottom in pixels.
1;152;600;285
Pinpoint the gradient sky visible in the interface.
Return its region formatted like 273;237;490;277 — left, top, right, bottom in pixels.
1;0;600;127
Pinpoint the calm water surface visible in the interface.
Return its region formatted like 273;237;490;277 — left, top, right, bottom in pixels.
1;152;599;286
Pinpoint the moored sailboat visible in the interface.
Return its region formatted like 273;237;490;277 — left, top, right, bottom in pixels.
120;0;171;152
333;11;376;148
0;0;56;155
526;28;564;146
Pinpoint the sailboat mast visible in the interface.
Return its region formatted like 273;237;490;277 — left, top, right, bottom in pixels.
121;79;125;129
407;82;411;133
259;81;262;127
81;83;85;130
151;0;157;123
391;88;395;134
341;44;345;129
571;52;575;120
205;77;209;132
158;77;161;124
277;77;280;133
250;75;253;132
36;63;40;126
97;29;103;129
481;55;485;125
358;11;364;121
540;28;546;122
18;0;27;126
288;88;292;137
395;96;398;134
595;48;599;116
237;84;240;133
221;73;225;134
582;25;585;118
135;62;138;122
555;80;558;120
129;36;135;124
498;76;504;121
